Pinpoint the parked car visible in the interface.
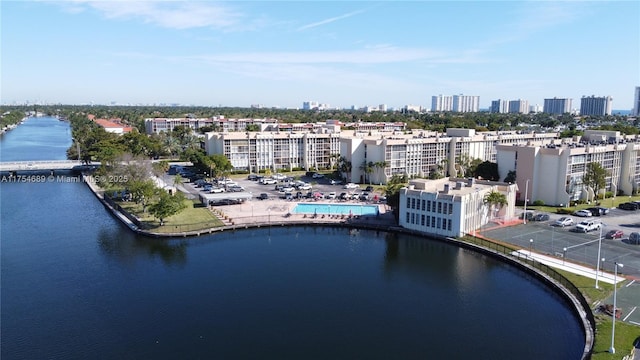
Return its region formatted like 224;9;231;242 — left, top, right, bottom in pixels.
330;179;343;185
359;192;371;201
574;220;601;233
596;206;610;215
554;217;574;227
326;192;337;199
618;202;639;211
210;187;225;193
365;185;374;192
312;173;325;179
605;230;624;239
520;211;534;221
573;209;593;217
344;183;359;189
258;193;269;200
339;192;349;200
532;214;550;221
629;232;640;245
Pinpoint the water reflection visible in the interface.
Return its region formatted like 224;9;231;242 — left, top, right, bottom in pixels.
97;229;188;267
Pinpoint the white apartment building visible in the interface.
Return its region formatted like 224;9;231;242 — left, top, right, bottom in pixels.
341;128;559;185
399;178;518;238
204;130;341;173
452;94;480;113
144;117;214;134
496;130;640;206
431;95;454;112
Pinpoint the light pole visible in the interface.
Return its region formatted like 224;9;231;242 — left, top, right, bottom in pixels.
563;247;567;265
529;238;533;257
609;262;623;354
595;224;604;289
523;179;530;224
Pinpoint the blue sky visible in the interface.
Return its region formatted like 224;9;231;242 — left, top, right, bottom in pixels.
2;1;639;110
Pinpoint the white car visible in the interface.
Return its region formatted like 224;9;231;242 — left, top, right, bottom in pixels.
343;183;359;189
312;173;325;179
210;187;225;193
554;217;574;227
261;178;277;185
298;183;312;190
573;209;593;217
326;192;337;199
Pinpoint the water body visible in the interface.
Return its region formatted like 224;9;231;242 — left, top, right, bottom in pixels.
1;117;585;359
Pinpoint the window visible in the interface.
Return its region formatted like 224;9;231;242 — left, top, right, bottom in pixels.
448;219;452;231
421;199;426;211
421;214;425;226
431;216;435;227
437;202;442;214
437;218;441;229
427;200;431;212
406;198;411;209
426;215;431;227
406;212;410;223
411;213;415;224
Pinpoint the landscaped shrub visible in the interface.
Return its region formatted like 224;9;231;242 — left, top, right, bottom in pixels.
533;200;545;206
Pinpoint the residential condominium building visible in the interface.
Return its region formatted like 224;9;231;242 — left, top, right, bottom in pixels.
632;86;640;116
496;130;640;206
580;95;612;116
452;94;480;113
543;97;573;115
490;100;508;114
508;99;529;114
399;177;518;238
340;128;559;185
145;117;215;134
204;130;341;173
431;95;454;112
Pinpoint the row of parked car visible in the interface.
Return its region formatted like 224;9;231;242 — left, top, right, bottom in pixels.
618;201;640;211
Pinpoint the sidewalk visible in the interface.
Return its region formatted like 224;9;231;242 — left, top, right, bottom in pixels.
512;249;625;284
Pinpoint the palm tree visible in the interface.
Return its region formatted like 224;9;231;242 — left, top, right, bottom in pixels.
373;160;388;184
483;190;508;219
360;161;374;185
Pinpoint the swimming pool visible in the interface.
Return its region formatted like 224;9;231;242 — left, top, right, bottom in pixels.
292;203;379;216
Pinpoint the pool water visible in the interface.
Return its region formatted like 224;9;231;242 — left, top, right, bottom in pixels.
292;203;379;216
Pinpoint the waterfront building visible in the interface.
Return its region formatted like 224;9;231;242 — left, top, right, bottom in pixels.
529;104;543;113
399;177;518;238
496;130;640;206
431;95;454;112
580;95;613;116
632;86;640;116
543;97;573;115
452;94;480;113
204;130;341;173
340;128;559;185
508;99;529;114
93;118;133;134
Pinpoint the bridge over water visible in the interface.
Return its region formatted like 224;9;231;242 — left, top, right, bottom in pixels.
0;160;99;172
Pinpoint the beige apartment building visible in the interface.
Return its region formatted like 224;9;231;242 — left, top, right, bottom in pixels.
496;130;640;206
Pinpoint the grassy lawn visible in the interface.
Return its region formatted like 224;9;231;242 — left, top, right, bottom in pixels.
544;270;639;358
118;199;224;233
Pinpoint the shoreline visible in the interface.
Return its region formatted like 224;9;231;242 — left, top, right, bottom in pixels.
81;174;595;359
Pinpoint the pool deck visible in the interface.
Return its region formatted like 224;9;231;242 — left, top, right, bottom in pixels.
218;199;394;227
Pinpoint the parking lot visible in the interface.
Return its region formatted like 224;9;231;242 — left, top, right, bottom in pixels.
480;208;640;326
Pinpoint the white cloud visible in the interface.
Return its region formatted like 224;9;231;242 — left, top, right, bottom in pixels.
56;0;244;30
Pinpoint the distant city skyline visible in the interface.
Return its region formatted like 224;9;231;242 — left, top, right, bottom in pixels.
2;1;639;110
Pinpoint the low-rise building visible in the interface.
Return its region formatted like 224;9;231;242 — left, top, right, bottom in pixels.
399;177;518;238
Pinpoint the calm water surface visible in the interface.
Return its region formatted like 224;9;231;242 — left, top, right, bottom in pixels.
0;117;585;359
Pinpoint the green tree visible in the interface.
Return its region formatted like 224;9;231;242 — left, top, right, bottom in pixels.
384;174;408;221
582;162;608;199
148;191;188;226
483;190;507;219
360;161;374;184
474;161;499;181
128;179;158;213
504;170;516;183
